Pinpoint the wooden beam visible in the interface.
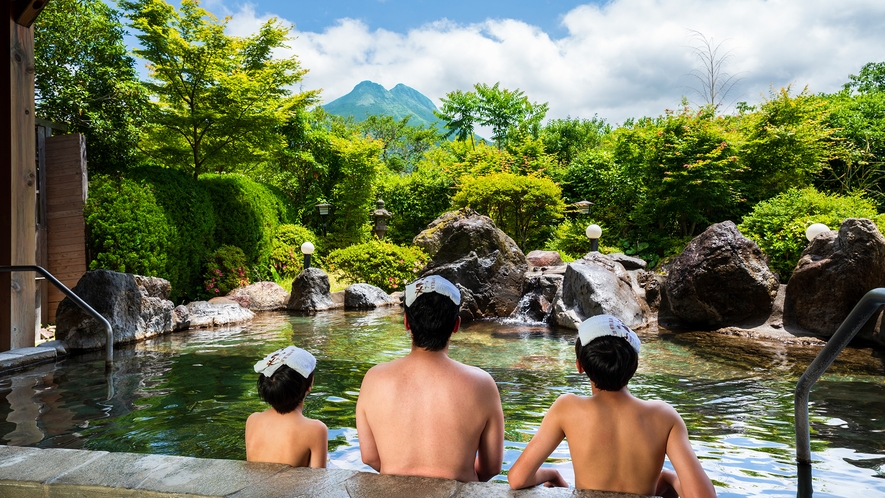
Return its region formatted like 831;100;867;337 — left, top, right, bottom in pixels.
14;0;49;28
8;8;37;349
1;4;13;350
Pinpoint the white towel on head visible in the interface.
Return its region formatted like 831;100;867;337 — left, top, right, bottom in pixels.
404;275;460;307
254;346;316;378
578;314;641;354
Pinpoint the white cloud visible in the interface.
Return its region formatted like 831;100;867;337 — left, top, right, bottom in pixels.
221;0;885;124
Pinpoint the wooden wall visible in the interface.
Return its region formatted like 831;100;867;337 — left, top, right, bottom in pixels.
44;134;88;323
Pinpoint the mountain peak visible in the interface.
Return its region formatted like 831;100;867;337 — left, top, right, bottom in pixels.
323;82;440;129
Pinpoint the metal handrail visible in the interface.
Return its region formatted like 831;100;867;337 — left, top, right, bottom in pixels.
795;287;885;463
0;265;113;368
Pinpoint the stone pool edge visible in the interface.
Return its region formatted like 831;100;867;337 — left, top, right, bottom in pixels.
0;341;66;375
0;445;656;498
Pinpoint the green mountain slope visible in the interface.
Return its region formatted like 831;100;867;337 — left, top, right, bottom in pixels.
323;81;441;129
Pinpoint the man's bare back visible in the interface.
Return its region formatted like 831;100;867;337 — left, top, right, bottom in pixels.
356;346;504;481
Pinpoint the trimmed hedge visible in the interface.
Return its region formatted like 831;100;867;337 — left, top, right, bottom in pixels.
326;239;428;293
85;169;296;302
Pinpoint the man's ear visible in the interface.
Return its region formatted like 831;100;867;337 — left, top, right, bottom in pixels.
575;359;585;374
403;314;411;331
452;316;461;334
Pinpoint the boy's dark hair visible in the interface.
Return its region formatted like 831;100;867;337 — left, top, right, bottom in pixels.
404;291;460;351
257;364;314;414
575;335;638;391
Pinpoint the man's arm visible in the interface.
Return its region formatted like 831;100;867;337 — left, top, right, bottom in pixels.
507;396;568;489
664;410;716;498
355;373;382;471
473;377;505;482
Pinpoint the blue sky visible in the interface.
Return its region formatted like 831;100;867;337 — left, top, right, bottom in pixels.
143;0;885;124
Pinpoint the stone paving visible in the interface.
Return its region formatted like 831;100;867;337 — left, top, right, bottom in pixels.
0;445;656;497
0;340;65;374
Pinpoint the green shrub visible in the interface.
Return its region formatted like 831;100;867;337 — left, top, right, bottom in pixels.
544;219;596;260
376;167;454;245
85;174;171;277
738;187;885;279
200;174;298;278
270;224;319;277
203;245;250;296
326;239;429;293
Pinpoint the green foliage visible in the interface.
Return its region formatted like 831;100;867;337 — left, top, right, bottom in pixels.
122;0;318;178
436;83;548;148
739;87;837;203
543;219;595;259
203;245;250;296
200;174;297;276
844;61;885;94
452;172;566;250
360;115;441;173
326;240;429;293
85;175;171;277
270;224;318;277
541;116;612;167
34;0;149;173
738;187;884;279
376;166;455;245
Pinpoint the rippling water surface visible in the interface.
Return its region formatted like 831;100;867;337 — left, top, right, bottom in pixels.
1;309;884;497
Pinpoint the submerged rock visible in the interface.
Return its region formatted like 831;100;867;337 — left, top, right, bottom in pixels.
288;268;339;311
227;281;289;311
785;218;885;346
186;301;255;328
665;221;779;329
414;209;527;320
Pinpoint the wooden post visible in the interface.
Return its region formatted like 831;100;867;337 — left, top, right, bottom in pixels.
4;5;38;350
1;3;12;351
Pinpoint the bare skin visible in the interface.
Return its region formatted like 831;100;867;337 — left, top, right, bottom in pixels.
508;361;716;498
245;401;328;468
355;316;505;482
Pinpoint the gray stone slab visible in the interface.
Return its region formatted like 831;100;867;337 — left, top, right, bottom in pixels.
49;452;208;490
228;467;357;498
0;446;106;484
0;348;57;372
344;473;461;498
131;454;277;496
37;340;67;355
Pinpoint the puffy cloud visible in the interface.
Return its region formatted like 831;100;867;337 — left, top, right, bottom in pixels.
222;0;885;124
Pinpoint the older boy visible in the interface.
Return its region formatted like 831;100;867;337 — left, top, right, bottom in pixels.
246;346;328;468
508;314;716;497
356;275;504;482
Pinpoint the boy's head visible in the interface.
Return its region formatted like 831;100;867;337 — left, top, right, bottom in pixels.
404;275;461;351
575;315;641;391
254;346;316;414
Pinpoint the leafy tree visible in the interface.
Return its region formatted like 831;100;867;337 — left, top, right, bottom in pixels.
541;116;611;167
436;83;548;149
375;165;455;244
845;61;885;94
34;0;148;173
360;115;441;173
122;0;318;178
452;172;565;249
739;86;837;203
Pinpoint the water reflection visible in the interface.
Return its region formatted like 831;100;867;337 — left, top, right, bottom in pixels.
1;309;884;496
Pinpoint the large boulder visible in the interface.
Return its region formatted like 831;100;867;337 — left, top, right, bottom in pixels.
56;270;175;350
344;284;398;309
525;250;564;268
413;209;528;320
553;253;649;330
185;301;255;328
665;221;779;329
227;281;290;311
784;218;885;345
288;268;339;311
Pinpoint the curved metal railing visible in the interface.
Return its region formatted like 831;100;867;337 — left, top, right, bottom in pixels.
0;265;113;368
794;287;885;497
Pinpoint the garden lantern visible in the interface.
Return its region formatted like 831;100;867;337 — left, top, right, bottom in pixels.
301;241;315;269
316;203;332;236
371;199;392;240
574;200;593;215
805;223;830;242
586;224;602;252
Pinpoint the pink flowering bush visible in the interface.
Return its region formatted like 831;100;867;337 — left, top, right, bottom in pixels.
202;245;250;296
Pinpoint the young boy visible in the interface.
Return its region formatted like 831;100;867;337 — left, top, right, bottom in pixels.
356;275;504;482
508;314;716;498
246;345;328;468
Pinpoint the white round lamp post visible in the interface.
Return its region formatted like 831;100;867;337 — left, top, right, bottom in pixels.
301;241;315;269
805;223;829;242
586;224;602;252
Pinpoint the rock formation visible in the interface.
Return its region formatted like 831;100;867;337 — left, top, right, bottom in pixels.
227;281;290;310
344;284;398;309
288;268;339;311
